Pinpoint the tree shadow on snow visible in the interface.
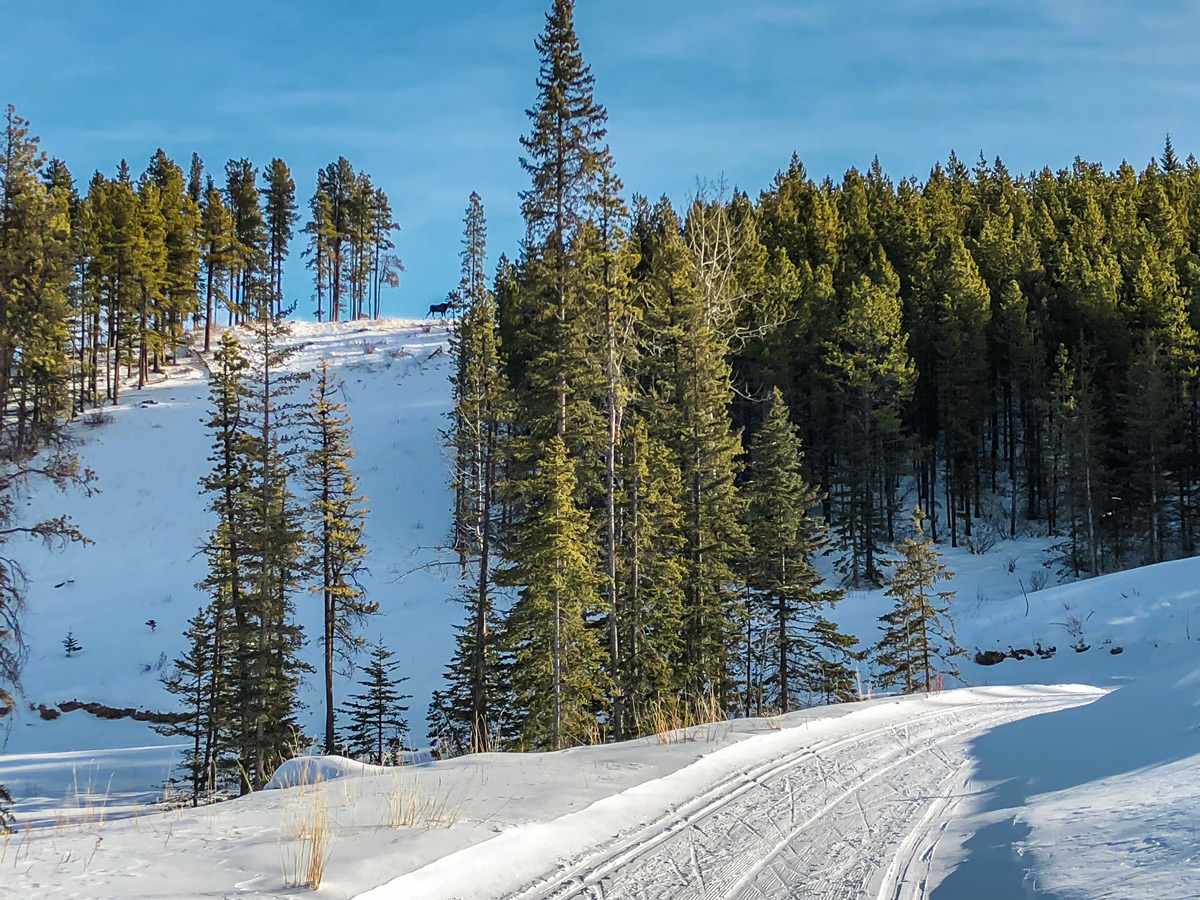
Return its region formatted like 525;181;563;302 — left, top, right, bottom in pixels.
933;661;1200;899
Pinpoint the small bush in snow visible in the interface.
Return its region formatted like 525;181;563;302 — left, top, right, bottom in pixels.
966;516;1003;555
63;631;82;657
82;411;113;428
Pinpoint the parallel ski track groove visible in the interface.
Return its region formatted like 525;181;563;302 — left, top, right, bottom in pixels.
504;694;1086;900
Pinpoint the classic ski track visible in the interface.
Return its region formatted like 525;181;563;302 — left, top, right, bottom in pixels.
503;706;966;900
506;693;1091;900
718;723;989;899
872;765;968;900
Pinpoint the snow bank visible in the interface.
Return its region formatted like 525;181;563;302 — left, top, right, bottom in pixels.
927;648;1200;899
264;754;389;789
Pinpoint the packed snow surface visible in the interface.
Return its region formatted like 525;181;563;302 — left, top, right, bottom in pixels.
0;319;1198;898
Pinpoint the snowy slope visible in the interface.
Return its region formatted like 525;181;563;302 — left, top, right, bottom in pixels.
1;317;1199;899
1;319;460;806
827;535;1200;692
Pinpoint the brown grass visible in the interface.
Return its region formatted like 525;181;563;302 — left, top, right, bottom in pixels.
279;773;335;890
382;773;466;830
648;691;726;745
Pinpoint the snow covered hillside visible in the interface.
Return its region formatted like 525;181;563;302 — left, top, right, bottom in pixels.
0;318;1198;899
1;319;460;808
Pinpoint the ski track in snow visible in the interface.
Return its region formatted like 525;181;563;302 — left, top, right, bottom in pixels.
362;690;1098;900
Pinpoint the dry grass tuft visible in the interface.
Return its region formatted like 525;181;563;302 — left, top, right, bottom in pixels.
381;773;466;830
648;691;726;745
279;773;335;890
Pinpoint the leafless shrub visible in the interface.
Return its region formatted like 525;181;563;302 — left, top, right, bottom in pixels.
1028;569;1049;592
967;515;1004;555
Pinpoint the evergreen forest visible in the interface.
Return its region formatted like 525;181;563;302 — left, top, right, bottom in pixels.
3;0;1200;783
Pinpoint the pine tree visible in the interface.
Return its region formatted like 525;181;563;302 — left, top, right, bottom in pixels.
510;0;609;445
133;173;166;389
809;617;860;704
143;149;200;372
1122;338;1177;564
934;234;992;547
304;182;335;322
616;416;684;736
519;0;609;243
197;332;255;792
314;158;355;322
501;436;608;750
1045;345;1107;576
1161;134;1180;174
367;187;401;319
302;359;375;753
187;154;205;205
240;308;309;786
824;262;915;584
62;630;81;657
743;388;853;713
341;640;410;765
441;194;510;753
157;607;218;804
2;105;76;439
875;509;963;693
635;198;746;703
224;159;267;324
199;178;232;352
261;159;297;319
586;163;634;740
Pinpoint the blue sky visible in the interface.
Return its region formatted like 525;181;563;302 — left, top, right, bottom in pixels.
3;0;1199;318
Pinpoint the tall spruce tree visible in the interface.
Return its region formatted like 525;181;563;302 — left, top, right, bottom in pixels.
302;359;375;753
743;388;853;713
440;194;510;753
616;416;684;736
501;436;608;750
511;0;609;445
240;306;308;787
636;198;746;704
197;331;255;792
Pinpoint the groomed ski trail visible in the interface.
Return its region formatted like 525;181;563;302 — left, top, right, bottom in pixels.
356;687;1103;900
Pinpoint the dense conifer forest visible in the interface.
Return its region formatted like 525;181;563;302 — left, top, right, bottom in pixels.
433;0;1200;753
4;0;1200;788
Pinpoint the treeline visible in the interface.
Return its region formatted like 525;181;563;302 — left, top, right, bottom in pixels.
432;0;1197;754
0;108;93;828
0;106;400;429
740;141;1200;582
